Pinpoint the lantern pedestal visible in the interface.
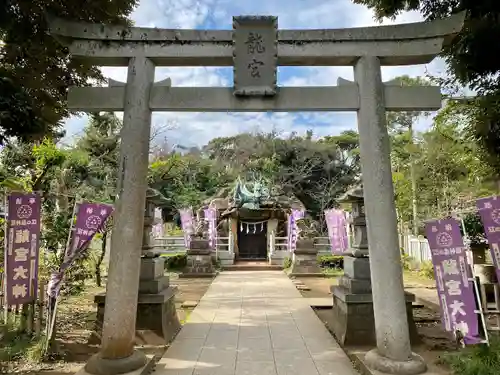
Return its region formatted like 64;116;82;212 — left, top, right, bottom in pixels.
330;255;419;346
93;257;181;345
289;239;322;277
180;238;217;278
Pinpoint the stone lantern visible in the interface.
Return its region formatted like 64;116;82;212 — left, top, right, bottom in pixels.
338;184;368;257
141;189;157;256
330;184;419;346
181;210;216;277
289;217;322;276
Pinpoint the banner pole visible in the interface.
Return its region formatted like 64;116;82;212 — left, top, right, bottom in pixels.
45;198;79;352
460;218;489;346
3;190;9;325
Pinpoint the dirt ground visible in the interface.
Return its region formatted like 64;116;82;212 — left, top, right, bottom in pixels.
296;273;458;375
1;273;213;375
3;270;460;375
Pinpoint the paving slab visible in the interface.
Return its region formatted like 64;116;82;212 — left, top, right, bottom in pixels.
155;271;359;375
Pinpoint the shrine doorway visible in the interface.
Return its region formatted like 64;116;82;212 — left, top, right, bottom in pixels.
237;220;268;260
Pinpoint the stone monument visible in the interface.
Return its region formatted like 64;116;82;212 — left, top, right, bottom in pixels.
92;189;181;350
47;12;464;375
289;217;322;276
181;220;217;278
330;185;419;346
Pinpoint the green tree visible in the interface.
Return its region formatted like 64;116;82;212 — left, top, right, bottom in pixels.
353;0;500;173
0;1;137;142
75;113;122;201
386;75;433;234
204;131;359;222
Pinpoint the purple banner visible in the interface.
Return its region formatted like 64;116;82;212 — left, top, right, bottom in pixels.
204;207;217;249
179;208;194;248
152;223;163;238
47;202;113;298
476;196;500;283
425;218;481;345
4;192;42;305
325;209;348;254
288;209;304;252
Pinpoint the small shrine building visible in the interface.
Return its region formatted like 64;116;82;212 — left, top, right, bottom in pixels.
201;178;304;261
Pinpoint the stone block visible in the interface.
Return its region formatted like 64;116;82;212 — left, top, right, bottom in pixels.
189;238;210;251
182;251;216;277
93;287;181;346
140;257;165;281
269;250;289;266
296;239;315;250
135;289;181;345
218;251;235;266
181;300;198;308
139;275;170;294
343;256;370;279
339;276;372;294
289;250;321;276
330;285;419;346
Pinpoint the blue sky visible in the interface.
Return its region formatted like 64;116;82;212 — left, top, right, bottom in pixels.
62;0;448;148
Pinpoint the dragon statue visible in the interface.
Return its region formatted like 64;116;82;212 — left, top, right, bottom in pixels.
233;176;271;210
295;216;318;239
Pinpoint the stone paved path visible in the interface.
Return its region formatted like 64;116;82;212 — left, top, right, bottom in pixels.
155;271;359;375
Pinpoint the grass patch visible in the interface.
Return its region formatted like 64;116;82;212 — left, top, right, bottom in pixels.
403;269;436;287
0;324;48;371
322;268;344;278
284;257;292;270
162;253;187;271
440;338;500;375
180;310;193;325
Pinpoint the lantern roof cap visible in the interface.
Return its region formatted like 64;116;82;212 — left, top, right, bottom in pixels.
338;183;364;203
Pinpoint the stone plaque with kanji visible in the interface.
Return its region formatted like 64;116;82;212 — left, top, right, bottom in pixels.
233;16;277;97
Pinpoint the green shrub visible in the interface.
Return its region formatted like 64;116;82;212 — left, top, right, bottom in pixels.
401;253;413;271
162;253;187;270
419;260;435;280
317;254;344;269
441;338;500;375
283;257;292;269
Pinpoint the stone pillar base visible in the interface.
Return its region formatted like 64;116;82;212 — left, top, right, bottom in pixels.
289;239;322;276
365;349;427;375
218;251;235;266
84;350;147;375
182;239;216;277
94;287;181;346
269;250;288;266
330;286;420;346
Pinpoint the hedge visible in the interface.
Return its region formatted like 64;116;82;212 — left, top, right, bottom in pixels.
317;254;344;269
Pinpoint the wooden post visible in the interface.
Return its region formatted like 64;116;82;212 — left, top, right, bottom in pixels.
20;304;29;332
35;282;45;337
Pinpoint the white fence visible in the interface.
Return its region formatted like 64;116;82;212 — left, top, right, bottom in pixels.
153;232;430;263
400;234;432;265
153;236;230;255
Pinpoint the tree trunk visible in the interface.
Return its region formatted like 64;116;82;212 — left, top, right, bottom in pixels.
408;123;418;235
95;231;108;287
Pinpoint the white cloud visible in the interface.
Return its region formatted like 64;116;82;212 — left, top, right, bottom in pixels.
62;0;449;147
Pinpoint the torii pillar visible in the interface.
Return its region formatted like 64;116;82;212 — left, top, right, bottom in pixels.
84;59;158;374
353;62;427;374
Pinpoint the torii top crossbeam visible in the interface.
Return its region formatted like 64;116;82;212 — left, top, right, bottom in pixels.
49;13;464;67
47;14;464;113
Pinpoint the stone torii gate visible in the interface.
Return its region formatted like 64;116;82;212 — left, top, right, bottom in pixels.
48;13;464;375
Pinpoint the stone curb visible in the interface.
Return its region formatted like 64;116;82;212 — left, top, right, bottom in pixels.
413;296;440;313
139;348;168;375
